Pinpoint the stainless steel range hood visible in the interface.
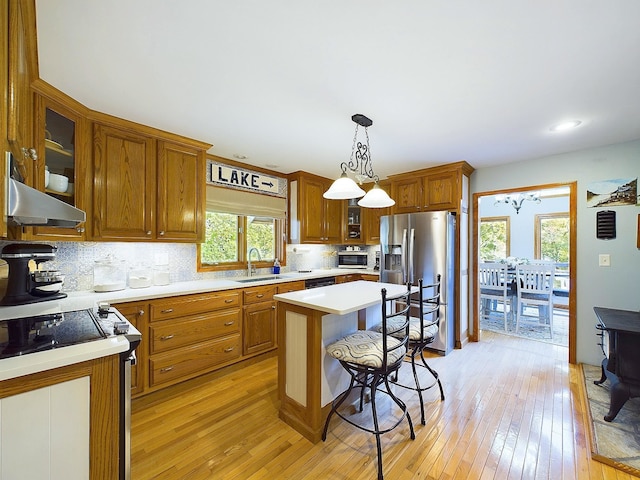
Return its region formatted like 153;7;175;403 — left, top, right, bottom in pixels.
5;152;86;228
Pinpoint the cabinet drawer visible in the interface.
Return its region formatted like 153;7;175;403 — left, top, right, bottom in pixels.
243;285;276;305
149;309;241;354
276;281;306;293
150;290;240;321
149;334;241;387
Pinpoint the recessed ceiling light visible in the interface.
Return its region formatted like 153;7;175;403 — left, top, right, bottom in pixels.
265;163;280;169
549;120;582;132
233;154;248;160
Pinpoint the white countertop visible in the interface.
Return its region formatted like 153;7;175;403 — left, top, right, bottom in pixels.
0;334;129;382
0;268;379;321
0;269;378;381
273;280;412;316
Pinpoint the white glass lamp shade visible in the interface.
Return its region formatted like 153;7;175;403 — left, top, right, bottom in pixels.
323;173;366;199
357;183;395;208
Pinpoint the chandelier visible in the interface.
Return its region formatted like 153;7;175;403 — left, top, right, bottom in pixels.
494;192;541;214
323;114;395;208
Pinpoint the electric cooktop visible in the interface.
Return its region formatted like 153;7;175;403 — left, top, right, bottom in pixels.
0;309;107;359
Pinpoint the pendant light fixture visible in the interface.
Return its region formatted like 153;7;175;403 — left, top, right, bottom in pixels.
494;192;541;214
323;114;395;208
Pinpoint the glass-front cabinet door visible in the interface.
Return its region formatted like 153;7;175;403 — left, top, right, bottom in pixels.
31;93;88;240
344;198;363;244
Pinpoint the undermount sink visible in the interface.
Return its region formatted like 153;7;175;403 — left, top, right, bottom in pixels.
235;275;284;283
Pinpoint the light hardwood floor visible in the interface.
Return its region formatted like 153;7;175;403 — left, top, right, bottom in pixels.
131;331;630;479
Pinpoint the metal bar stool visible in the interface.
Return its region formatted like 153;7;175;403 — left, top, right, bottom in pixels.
322;283;415;480
376;276;444;425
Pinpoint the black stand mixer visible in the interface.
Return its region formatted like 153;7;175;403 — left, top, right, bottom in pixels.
0;243;67;306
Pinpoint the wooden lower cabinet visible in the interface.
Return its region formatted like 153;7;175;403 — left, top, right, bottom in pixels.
243;300;276;356
150;334;241;388
113;301;147;397
335;273;360;283
243;284;277;356
360;274;379;282
277;280;306;294
117;283;310;396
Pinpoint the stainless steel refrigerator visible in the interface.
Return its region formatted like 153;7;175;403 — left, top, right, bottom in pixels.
380;211;455;354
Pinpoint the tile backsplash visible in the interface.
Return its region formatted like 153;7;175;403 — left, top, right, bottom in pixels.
0;241;378;293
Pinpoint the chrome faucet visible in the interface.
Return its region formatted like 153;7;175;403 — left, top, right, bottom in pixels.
248;248;261;276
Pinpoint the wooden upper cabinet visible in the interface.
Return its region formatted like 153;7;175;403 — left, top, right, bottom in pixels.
93;123;156;240
364;205;389;245
423;170;458;211
30;88;90;240
299;175;326;242
324;192;342;243
156;141;204;242
363;180;390;245
93;123;206;242
389;162;474;215
290;172;342;244
6;0;37;167
391;177;423;214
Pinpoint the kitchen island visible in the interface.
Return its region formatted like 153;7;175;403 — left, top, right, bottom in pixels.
273;280;411;443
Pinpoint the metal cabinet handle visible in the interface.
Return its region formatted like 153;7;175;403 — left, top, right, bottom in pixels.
256;294;264;298
138;310;145;316
159;231;165;236
146;231;152;235
160;335;174;341
224;299;234;303
160;366;174;373
272;305;276;309
22;147;38;160
224;321;235;326
161;308;174;314
224;347;235;353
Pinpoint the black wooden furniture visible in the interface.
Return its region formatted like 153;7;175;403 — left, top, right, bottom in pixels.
594;306;640;422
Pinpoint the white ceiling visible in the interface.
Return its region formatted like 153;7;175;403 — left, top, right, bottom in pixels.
35;0;640;180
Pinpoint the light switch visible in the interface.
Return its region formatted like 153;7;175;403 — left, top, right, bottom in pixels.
599;254;611;267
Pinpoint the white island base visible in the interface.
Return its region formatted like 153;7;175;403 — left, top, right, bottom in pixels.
274;280;411;443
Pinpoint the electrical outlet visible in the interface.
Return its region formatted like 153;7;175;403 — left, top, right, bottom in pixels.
599;254;611;267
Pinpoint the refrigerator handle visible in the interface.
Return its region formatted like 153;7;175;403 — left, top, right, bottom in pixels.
408;228;415;284
401;228;408;283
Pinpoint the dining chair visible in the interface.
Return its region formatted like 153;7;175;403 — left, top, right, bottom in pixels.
478;262;512;331
375;276;444;425
514;263;555;339
322;284;415;480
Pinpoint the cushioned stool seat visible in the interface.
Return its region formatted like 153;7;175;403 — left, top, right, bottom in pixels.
325;331;406;368
385;317;438;342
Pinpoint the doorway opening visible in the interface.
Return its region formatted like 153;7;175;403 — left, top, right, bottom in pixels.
472;182;577;363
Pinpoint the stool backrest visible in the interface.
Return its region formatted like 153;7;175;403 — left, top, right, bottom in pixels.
414;275;441;332
381;283;412;371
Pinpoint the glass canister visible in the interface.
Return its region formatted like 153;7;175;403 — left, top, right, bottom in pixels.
93;256;127;292
128;263;152;289
153;264;171;286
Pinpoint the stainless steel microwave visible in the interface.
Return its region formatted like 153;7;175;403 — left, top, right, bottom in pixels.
338;251;368;269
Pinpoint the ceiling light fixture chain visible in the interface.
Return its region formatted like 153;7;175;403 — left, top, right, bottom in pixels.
323;113;394;208
344;123;377;185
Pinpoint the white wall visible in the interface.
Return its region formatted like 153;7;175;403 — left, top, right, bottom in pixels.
479;194;569;259
471;139;640;366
